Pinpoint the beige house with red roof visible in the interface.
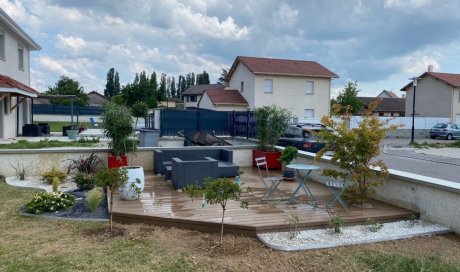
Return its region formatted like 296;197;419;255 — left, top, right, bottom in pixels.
198;89;248;111
401;72;460;124
0;8;41;139
182;84;225;109
225;56;338;119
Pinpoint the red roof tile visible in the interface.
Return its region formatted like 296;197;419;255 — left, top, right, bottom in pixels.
0;74;38;96
182;84;225;95
401;72;460;91
203;89;248;106
226;56;338;81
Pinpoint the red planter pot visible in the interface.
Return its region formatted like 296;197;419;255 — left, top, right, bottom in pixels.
107;154;128;168
252;149;281;170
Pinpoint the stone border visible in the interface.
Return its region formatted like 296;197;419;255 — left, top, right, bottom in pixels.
18;207;108;223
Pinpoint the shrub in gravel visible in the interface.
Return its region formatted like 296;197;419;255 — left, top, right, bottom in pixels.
74;173;96;190
330;216;344;233
24;191;76;214
41;167;67;184
86;188;103;213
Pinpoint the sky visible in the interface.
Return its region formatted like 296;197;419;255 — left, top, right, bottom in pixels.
2;0;460;98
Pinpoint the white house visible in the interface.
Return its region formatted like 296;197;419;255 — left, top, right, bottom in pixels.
401;71;460;124
198;89;248;111
0;8;40;139
225;56;338;119
182;84;224;109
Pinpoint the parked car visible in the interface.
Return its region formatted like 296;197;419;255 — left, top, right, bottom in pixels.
296;122;330;132
277;125;326;153
429;122;460;140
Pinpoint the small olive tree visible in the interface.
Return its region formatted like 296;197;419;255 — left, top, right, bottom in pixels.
316;101;397;204
185;178;249;244
95;167;128;231
254;105;291;151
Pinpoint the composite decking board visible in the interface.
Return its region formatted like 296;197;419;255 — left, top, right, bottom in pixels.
112;169;416;235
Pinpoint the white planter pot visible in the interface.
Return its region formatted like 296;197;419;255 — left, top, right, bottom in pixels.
119;166;145;200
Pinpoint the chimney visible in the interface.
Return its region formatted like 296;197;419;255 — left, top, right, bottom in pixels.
427;65;433;72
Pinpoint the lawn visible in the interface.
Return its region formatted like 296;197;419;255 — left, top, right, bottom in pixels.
0;179;459;272
33;121;99;132
0;139;100;149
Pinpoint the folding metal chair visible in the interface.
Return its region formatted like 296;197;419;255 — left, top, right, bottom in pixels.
89;117;98;128
326;170;353;210
255;157;284;200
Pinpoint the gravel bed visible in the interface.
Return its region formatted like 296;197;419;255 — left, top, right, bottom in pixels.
257;220;451;251
6;176;77;192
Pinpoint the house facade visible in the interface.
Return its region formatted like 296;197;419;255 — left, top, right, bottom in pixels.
357;97;405;117
401;72;460;124
182;84;224;109
198;89;248;111
0;8;41;139
225;56;338;119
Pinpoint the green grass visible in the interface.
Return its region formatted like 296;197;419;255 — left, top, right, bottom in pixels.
411;140;460;149
0;138;99;149
357;251;460;272
33;121;99;132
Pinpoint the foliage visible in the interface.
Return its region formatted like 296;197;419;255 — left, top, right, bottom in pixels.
95;167;128;231
316;100;397;204
86;187;103;213
366;218;383;232
104;67;121;98
279;146;298;165
411;140;460;149
24;191;76;214
0;139;98;149
196;70;210;84
52;177;60;192
333;81;363;115
122;71;158;108
330;216;344;233
131;101;149;131
45;75;89;106
100;102;134;156
0;173;5;183
217;69;228;85
73;173;96;190
407;214;418;227
186;178;249;244
41;167;67;184
184;184;203;201
10;162;27;180
67;152;102;174
254;105;292;152
357;252;460;272
285;215;300;239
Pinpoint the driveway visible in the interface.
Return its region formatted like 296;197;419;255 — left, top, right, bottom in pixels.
378;138;460;183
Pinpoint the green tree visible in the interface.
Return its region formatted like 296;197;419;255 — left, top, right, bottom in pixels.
45;75;89;106
334;81;363;114
157;73;167;102
121;71;157;108
316;101;397;204
170;77;177;98
104;68;120;98
196;70;210;84
217;69;228;85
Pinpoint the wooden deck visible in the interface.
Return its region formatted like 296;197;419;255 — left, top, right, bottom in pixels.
112;167;416;236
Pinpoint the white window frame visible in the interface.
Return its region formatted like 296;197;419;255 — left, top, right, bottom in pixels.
306;81;314;95
0;30;5;60
18;43;24;70
264;79;273;93
304;109;314;118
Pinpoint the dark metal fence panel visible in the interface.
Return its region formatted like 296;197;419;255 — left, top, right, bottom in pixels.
232;110;256;138
33;104;103;115
197;110;232;136
160;109;198;136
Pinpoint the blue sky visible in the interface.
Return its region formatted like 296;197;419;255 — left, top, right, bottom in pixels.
3;0;460;97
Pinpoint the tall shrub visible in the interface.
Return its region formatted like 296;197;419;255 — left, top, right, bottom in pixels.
254;105;291;151
316;101;397;204
100;102;134;156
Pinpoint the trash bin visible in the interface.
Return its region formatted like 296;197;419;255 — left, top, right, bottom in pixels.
139;128;160;147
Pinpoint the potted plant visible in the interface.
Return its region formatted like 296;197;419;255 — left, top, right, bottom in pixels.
100;102;134;168
253;105;291;169
279;146;298;180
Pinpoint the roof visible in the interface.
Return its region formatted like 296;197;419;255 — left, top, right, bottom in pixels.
225;56;338;81
357;97;405;112
0;8;40;51
378;90;399;98
0;74;39;97
182;84;225;95
202;89;248;106
401;72;460;91
88;91;109;106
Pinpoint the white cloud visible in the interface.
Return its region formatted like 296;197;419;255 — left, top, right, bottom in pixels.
272;3;299;28
402;52;441;74
56;35;87;52
384;0;432;8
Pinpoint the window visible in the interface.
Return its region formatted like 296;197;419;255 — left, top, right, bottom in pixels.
0;30;5;60
190;95;197;102
18;44;24;70
264;79;273;93
3;97;9;115
240;81;244;92
306;81;314;95
304;109;314;118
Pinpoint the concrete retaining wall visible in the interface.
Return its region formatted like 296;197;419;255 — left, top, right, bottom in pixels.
290;149;460;234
